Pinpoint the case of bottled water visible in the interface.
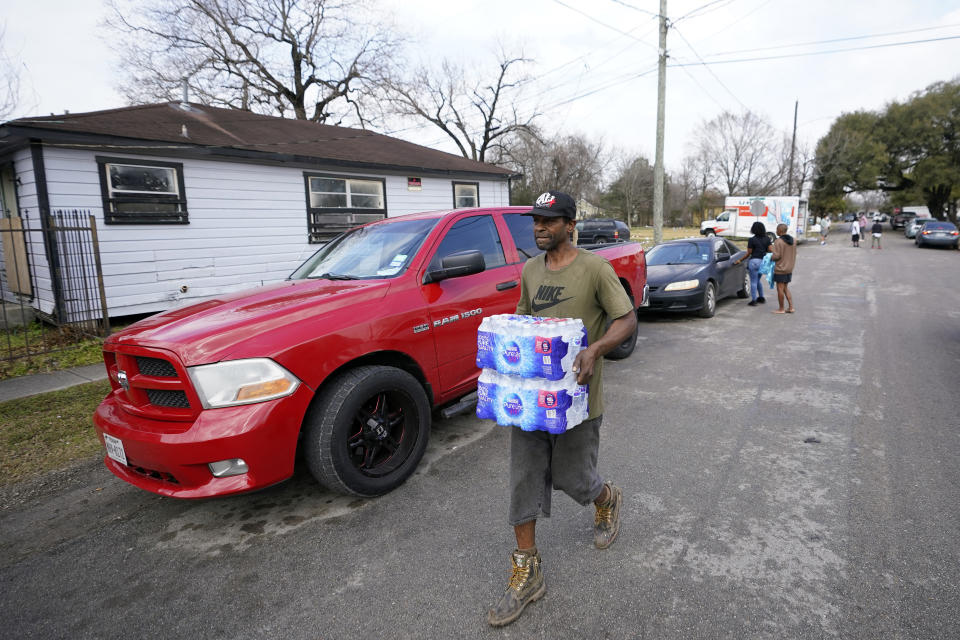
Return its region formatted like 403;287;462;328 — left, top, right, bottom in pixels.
476;314;587;381
475;314;590;433
476;370;588;434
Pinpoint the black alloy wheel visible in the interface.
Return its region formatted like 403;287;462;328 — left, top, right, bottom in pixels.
304;365;430;496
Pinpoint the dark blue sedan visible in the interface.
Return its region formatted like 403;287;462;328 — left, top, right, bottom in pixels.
641;237;748;318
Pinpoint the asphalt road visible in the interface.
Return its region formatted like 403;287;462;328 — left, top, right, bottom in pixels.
2;227;959;639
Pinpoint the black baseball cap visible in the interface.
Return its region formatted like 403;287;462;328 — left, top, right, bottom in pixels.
523;191;577;218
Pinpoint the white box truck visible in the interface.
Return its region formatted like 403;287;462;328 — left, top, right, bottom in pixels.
700;196;809;243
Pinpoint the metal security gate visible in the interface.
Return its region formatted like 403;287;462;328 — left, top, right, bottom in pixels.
1;209;109;368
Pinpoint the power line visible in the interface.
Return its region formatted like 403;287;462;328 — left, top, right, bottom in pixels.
697;0;776;42
675;0;737;23
552;0;659;52
704;22;960;57
608;0;659;18
669;34;960;66
671;26;749;112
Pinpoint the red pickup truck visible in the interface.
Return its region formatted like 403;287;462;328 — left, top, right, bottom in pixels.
93;207;647;498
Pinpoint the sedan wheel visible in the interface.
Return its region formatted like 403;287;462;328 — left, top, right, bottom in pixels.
697;282;716;318
737;268;750;298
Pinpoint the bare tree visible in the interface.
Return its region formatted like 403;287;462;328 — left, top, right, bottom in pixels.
693;110;786;196
0;26;21;121
104;0;403;126
382;50;538;162
604;152;654;226
496;128;607;204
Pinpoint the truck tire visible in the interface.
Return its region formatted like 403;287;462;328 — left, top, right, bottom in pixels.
697;282;717;318
705;229;716;237
595;236;608;244
303;365;430;496
604;294;638;361
604;320;638;360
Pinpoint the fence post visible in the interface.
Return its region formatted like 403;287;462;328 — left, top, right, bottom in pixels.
88;214;110;336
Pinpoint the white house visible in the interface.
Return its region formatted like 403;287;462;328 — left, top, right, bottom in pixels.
0;102;514;319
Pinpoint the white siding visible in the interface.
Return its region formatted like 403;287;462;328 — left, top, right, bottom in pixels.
33;146;510;317
3;147;58;316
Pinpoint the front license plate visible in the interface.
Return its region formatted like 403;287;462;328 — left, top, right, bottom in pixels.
103;433;127;466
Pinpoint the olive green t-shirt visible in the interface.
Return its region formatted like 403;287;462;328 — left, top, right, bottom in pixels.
516;249;634;419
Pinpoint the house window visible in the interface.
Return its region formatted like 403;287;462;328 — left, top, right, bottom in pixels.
96;157;188;224
305;173;387;243
453;182;479;208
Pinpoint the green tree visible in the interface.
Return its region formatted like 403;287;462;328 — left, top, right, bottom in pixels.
811;80;960;221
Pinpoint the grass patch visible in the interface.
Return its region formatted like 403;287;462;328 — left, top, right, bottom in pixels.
630;226;747;250
0;379;111;487
1;322;109;381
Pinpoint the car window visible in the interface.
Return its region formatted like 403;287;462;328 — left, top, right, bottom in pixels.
923;221;954;231
503;213;544;260
429;215;506;272
723;239;739;254
291;217;440;280
646;242;709;265
713;239;729;258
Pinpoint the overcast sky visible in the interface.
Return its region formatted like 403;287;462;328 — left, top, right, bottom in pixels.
5;0;960;172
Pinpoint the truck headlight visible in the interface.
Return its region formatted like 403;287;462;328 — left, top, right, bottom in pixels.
187;358;300;408
664;279;699;291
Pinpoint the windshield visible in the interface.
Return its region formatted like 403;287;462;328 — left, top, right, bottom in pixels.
290;217;440;280
646;242;709;266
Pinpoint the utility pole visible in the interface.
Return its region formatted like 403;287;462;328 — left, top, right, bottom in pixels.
652;0;667;245
787;100;798;195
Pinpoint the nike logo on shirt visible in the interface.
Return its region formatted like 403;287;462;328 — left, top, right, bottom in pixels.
530;285;574;312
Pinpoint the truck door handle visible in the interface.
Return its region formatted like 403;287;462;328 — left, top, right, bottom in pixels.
496;280;518;291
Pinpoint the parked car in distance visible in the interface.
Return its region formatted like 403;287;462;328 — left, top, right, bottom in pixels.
842;213;857;222
576;218;630;244
904;216;931;239
916;220;959;248
892;211;917;230
641;237;748;318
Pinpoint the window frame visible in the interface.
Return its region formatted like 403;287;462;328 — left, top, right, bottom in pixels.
452;181;480;208
96;156;188;225
303;172;388;244
427;214;506;274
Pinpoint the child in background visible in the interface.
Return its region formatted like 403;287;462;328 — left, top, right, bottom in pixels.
871;217;883;249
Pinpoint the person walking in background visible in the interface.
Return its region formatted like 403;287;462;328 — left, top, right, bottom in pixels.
820;215;831;244
851;217;861;248
871;216;883;249
734;221;771;306
770;223;797;314
858;212;868;237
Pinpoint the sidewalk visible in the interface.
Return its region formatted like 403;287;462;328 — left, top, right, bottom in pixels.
0;364;108;403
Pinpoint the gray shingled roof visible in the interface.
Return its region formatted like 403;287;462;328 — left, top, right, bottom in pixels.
3;102;513;177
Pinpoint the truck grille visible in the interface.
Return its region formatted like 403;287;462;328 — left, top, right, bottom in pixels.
136;356;178;377
146;389;191;408
104;347;199;423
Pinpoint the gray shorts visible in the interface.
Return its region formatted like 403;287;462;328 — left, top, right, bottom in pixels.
508;415;605;526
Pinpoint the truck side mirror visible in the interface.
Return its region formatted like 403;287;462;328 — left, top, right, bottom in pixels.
423;250;486;284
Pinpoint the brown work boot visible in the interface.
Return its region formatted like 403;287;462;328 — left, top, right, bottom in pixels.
487;549;546;627
594;482;622;549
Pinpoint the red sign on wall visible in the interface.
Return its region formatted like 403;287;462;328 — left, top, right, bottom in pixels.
408;177;422;191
